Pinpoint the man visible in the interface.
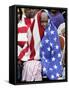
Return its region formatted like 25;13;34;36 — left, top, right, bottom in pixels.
40;10;63;80
17;8;35;81
49;9;64;29
18;8;39;62
17;8;24;81
58;23;65;79
21;9;50;81
21;9;43;82
18;8;42;81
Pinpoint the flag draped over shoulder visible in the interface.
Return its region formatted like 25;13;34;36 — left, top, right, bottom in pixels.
17;14;44;61
28;11;44;60
40;20;63;80
18;18;32;61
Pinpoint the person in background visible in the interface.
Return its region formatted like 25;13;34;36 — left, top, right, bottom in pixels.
17;8;23;81
18;8;42;82
49;9;64;29
58;22;65;79
17;8;36;81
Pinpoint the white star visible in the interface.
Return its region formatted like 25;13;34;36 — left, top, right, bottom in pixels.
42;55;45;59
45;59;48;63
44;32;47;36
56;73;60;77
52;57;56;61
43;67;47;72
55;45;59;49
51;50;54;54
49;68;53;71
51;31;54;35
48;26;50;31
49;24;51;27
51;75;54;79
53;65;57;69
58;53;61;58
59;61;62;65
54;37;57;42
45;39;49;43
50;42;53;47
42;51;45;55
40;43;42;48
47;47;50;51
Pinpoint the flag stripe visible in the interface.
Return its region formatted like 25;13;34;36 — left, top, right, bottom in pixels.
29;20;35;60
18;26;28;33
18;45;29;60
18;33;28;41
18;41;27;47
33;15;41;59
18;14;44;61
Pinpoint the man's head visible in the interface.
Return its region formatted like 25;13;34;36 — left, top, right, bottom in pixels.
40;11;49;29
24;8;38;18
17;8;22;23
50;9;59;16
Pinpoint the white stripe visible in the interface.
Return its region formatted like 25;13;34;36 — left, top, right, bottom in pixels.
18;43;30;61
33;14;41;59
18;18;31;61
18;43;28;58
27;28;32;45
27;28;32;59
18;33;28;41
31;18;34;23
21;49;30;61
18;18;26;27
22;43;28;50
18;45;22;56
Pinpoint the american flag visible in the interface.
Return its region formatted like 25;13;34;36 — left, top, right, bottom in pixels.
18;11;44;61
40;20;63;80
18;17;32;61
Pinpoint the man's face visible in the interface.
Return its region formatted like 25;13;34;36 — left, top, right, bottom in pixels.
50;10;57;16
40;12;48;29
24;8;37;18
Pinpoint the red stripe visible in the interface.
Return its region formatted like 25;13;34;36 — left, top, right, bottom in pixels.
18;41;27;48
29;20;36;60
18;18;31;61
24;18;32;27
18;18;36;61
18;45;29;60
24;18;36;60
18;26;28;33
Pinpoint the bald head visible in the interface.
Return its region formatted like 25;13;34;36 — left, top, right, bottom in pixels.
40;11;48;29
